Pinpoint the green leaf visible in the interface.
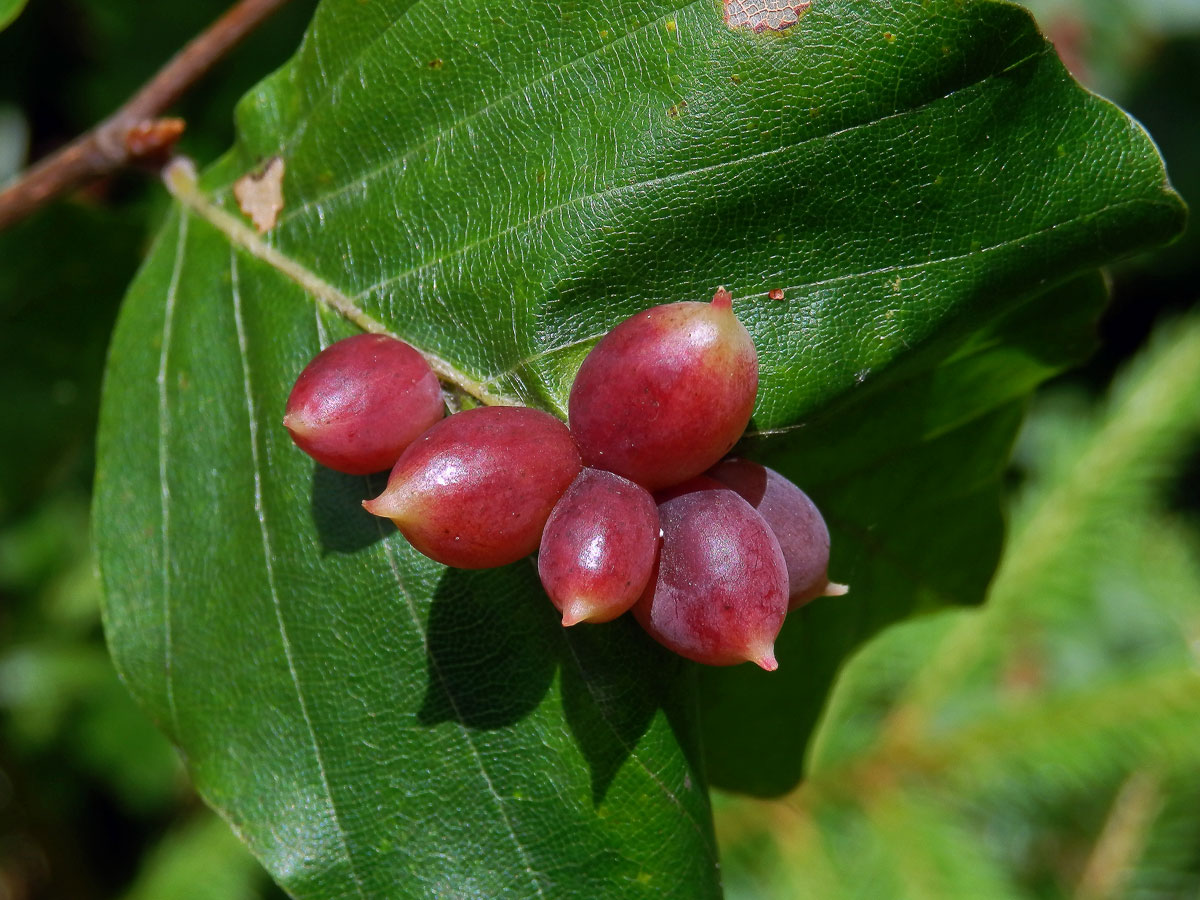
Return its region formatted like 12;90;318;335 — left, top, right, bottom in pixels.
714;315;1200;899
96;0;1184;894
0;0;29;32
699;273;1109;795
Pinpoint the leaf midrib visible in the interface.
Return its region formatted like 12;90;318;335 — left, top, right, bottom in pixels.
171;21;1180;430
168;148;1169;432
165;161;517;407
161;171;718;895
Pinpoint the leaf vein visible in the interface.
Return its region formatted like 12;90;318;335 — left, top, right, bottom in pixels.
558;627;717;863
164;163;516;408
486;195;1153;390
372;523;550;900
157;210;189;738
350;46;1055;301
275;0;708;225
229;249;368;899
263;0;426;166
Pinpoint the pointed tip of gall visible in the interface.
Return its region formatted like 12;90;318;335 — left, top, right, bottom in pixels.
560;599;595;628
362;485;413;523
362;493;398;520
824;582;850;597
753;646;779;672
282;410;310;436
712;286;733;309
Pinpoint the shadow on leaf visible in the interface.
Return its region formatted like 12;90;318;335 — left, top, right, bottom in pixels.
310;466;394;555
416;563;705;809
558;618;666;805
418;565;559;730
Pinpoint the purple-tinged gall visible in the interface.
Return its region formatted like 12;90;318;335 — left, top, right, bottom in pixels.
538;469;660;626
708;458;847;610
634;480;788;670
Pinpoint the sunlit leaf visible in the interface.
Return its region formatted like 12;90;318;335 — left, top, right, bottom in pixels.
96;0;1184;894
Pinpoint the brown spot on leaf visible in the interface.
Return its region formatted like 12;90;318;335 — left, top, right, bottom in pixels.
233;156;285;233
767;288;785;301
667;99;688;118
428;57;444;69
723;0;812;32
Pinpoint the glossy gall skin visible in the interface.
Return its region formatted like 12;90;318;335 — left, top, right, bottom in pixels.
709;458;847;610
568;290;758;491
363;406;582;569
633;480;788;670
538;468;660;626
284;333;444;475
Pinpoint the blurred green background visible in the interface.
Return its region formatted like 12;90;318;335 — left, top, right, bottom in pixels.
0;1;1196;897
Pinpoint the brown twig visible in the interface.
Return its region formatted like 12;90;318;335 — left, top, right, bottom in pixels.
0;0;293;231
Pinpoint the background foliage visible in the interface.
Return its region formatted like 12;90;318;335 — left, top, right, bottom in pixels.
1;0;1197;897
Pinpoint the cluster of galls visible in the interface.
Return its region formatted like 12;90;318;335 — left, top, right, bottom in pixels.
284;290;845;671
